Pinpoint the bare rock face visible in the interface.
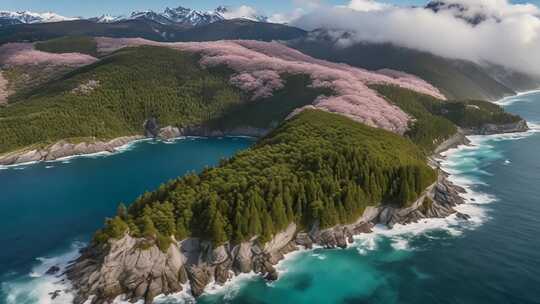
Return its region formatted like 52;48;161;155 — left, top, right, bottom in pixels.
158;126;182;140
377;175;466;227
66;235;187;304
143;118;160;138
295;233;313;249
464;120;529;135
187;265;212;297
68;224;299;304
66;175;468;303
0;136;143;166
232;242;253;274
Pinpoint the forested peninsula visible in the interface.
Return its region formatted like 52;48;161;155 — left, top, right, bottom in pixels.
0;37;528;304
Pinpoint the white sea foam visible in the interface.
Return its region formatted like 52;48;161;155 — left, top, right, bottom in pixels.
0;160;38;170
351;129;521;255
0;138;154;171
202;272;258;299
494;89;540;106
311;253;327;260
2;242;84;304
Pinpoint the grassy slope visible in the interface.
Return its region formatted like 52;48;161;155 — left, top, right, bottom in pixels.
98;110;436;247
0;46;329;154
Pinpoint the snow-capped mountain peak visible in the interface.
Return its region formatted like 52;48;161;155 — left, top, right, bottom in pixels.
0;5;271;27
217;5;268;22
0;10;76;25
90;14;124;23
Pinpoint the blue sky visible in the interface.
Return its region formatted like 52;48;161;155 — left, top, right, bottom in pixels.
0;0;538;17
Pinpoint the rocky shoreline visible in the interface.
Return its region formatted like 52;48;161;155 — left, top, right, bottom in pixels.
0;124;269;167
60;122;472;304
39;121;528;303
60;172;466;304
0;136;144;166
463;119;529;135
1;118;526;167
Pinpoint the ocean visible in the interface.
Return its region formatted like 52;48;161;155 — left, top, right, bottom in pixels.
1;91;540;304
0;137;254;304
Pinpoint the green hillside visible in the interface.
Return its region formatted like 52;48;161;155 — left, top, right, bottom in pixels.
0;45;328;154
96;110;436;249
373;85;521;133
287;38;538;100
35;36;98;56
0;20;169;44
0;19;306;45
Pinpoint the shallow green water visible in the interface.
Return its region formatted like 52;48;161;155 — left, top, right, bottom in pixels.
2;92;540;304
0;137;254;304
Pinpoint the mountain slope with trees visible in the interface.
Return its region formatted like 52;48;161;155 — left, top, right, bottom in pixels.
96;109;437;248
287;32;540;100
0;45;329;154
0;19;306;45
371;85;523;152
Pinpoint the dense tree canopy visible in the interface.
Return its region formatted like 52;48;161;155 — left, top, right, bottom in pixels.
373;85;521;152
0;46;329;153
34;36;99;57
95;110;437;250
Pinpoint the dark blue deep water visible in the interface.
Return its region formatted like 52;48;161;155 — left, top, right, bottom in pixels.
2;92;540;304
0;137;254;304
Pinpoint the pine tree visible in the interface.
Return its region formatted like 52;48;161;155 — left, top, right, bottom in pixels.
247;202;262;236
261;210;275;243
210;211;228;245
117;203;128;220
141;215;157;238
271;195;288;231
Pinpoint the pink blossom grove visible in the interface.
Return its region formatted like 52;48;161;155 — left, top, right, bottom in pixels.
96;37;445;133
0;43;97;67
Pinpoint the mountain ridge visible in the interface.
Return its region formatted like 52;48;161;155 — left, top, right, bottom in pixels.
0;10;76;26
0;5;269;28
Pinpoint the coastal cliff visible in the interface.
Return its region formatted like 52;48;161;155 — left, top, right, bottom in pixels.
64;173;464;304
47;109;526;303
463;119;529;135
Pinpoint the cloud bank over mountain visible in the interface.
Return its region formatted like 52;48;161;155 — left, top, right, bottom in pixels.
292;0;540;76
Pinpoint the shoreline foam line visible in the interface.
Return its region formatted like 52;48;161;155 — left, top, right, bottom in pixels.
4;93;539;303
0;136;257;170
1;133;525;304
494;88;540;106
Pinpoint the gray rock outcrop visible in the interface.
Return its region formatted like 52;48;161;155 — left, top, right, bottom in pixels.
66;173;467;304
0;136;143;166
67;223;298;304
463;119;529;135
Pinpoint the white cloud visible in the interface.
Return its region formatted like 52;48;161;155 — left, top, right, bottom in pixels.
346;0;390;12
220;5;262;21
268;8;306;24
291;0;540;76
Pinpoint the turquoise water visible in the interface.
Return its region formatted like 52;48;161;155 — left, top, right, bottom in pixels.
2;92;540;304
195;92;540;304
0;137;254;304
